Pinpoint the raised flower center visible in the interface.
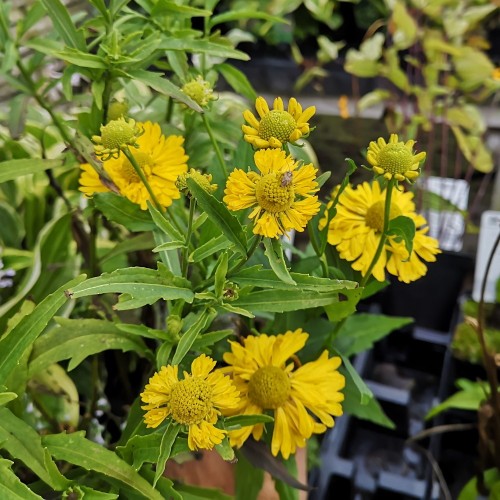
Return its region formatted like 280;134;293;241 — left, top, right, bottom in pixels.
377;143;414;175
248;366;291;409
100;118;140;150
258;110;296;142
120;151;153;182
365;200;402;233
169;377;213;425
255;173;295;213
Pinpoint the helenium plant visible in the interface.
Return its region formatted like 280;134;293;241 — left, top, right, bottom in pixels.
0;0;440;498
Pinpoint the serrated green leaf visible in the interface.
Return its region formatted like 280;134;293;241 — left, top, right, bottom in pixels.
40;0;86;50
66;266;193;309
232;266;357;291
148;203;184;241
0;275;85;384
29;318;152;375
0;459;43;499
233;288;359;313
56;48;107;68
94;193;156;232
218;303;255;318
263;238;296;285
42;432;164;500
0;159;63;183
387;215;415;256
0;408;70;490
172;309;214;365
187;178;247;256
189;234;231;263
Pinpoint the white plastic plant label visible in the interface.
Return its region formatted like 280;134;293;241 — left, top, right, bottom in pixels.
421;176;470;252
472;210;500;304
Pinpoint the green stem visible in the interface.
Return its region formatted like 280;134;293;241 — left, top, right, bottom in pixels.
182;198;196;277
201;113;227;180
360;178;396;289
123;148;164;211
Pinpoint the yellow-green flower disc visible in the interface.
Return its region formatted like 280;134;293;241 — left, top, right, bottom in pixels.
366;134;426;183
242;96;315;149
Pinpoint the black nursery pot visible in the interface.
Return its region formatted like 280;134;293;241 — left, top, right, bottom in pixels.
380;251;474;333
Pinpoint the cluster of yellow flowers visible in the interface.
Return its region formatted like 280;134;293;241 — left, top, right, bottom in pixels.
78;95;441;456
140;329;345;458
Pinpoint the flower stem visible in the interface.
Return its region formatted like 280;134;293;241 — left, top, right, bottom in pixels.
123;148;163;211
182;198;196;277
360;178;396;288
201;113;227;180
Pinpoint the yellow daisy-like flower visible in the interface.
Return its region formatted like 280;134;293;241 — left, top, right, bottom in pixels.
221;329;345;459
319;182;441;283
140;354;240;451
366;134;426;183
242;96;315;149
223;148;320;238
79;121;188;210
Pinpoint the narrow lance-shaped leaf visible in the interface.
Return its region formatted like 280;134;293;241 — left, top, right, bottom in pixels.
42;432;164;500
0;159;64;184
187;178;247;256
0;275;86;384
153;423;180;487
214;252;229;299
263;238;296;285
0;408;70;490
0;459;43;499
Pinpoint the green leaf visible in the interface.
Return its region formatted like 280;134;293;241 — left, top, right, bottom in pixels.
158;37;249;62
335;314;413;357
40;0;86;50
172;309;214;365
235;451;264;500
391;2;418;49
0;459;43;499
153;241;186;252
0;275;85;384
323;288;364;322
387;215;415;256
29;318;152;375
0;392;17;406
66;265;193;310
458;468;500;500
216;63;257;102
341;372;395;429
189;234;232;262
100;233;155;264
224;414;274;430
263;238;296;285
148;204;184;241
0;159;63;183
232;266;357;291
124;69;203;112
55;48;107;68
233;288;360;313
94;193;156;232
117;433;190;471
209;9;286;28
191;329;233;349
152;0;211;17
42;432;164;500
339;353;373;406
153;424;180;487
214;252;229;299
187;178;247;256
426;379;488;420
0;408;71;490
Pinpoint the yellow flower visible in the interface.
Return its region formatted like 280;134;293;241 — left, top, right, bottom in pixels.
223;149;320;238
320;182;441;283
242;96;315;149
79;121;188;210
221;329;344;459
181;76;215;107
140;354;240;451
366;134;426;183
492;67;500;81
176;168;217;196
92;117;143;160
